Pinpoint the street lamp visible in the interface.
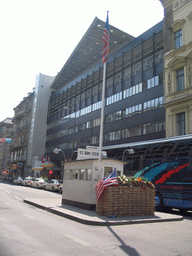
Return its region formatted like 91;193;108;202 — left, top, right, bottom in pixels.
53;148;66;180
122;148;135;161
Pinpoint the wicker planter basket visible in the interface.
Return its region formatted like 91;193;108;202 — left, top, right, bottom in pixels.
96;185;155;217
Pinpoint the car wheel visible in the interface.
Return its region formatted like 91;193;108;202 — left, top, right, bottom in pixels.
60;188;62;194
155;193;164;211
37;184;39;188
52;186;54;192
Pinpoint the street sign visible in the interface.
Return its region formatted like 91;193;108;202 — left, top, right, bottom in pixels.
77;148;107;160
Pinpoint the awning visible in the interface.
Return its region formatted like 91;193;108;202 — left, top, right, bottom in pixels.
41;164;53;168
32;167;43;171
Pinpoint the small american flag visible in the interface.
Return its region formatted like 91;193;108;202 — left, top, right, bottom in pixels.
102;12;109;64
95;168;118;201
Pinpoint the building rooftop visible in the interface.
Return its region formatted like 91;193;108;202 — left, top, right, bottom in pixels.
1;118;13;124
51;17;134;90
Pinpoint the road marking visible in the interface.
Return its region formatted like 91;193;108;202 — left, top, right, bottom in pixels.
64;234;91;246
6;190;10;193
14;196;21;201
23;214;34;219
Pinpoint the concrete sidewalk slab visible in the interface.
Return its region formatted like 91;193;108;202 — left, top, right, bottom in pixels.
23;198;183;226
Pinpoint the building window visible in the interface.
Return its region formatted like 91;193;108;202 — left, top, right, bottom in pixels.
105;111;122;123
175;29;183;49
1;126;5;132
176;68;184;91
91;136;99;145
122;126;142;138
176;112;185;136
105;130;121;141
147;76;159;89
143;121;165;134
92;118;100;127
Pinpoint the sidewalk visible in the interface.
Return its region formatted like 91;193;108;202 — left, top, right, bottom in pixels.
23;198;183;226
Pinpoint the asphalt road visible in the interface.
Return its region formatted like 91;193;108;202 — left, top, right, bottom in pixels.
0;182;192;256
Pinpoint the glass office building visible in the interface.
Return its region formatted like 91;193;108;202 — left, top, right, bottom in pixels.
45;18;164;161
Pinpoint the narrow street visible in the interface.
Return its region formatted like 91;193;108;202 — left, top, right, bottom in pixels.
0;182;192;256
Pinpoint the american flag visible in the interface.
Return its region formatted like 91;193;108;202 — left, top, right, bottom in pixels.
102;12;109;64
95;168;118;201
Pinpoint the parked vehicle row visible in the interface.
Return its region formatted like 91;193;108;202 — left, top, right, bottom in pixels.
13;177;23;185
44;179;61;192
31;178;46;189
13;177;63;193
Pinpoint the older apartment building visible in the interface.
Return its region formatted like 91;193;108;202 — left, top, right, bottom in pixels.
161;0;192;137
10;73;54;177
0;118;12;174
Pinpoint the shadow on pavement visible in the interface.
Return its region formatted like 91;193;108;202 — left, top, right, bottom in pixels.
107;225;141;256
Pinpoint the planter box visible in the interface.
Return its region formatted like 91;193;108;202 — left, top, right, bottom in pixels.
96;186;155;217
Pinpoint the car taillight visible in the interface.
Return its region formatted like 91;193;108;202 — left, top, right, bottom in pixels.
40;182;43;184
57;185;60;187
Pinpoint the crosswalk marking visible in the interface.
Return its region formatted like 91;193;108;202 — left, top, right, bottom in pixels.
64;234;91;246
14;196;21;201
23;214;34;219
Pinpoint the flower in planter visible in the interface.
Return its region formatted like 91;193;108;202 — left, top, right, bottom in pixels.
117;175;155;189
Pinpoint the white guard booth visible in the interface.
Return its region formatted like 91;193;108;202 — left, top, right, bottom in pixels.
62;147;124;210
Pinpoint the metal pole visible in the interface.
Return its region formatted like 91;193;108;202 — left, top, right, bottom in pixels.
98;62;107;181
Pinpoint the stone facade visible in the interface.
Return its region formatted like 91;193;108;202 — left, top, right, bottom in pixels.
11;92;34;177
0;118;13;173
161;0;192;137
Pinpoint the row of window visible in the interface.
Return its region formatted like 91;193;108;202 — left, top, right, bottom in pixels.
47;97;164;142
47;110;186;150
46;120;165;154
105;120;165;141
64;167;118;181
11;149;27;162
64;169;92;180
47;75;162;130
49;38;163;109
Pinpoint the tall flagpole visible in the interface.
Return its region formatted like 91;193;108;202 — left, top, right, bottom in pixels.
98;61;106;181
98;12;109;181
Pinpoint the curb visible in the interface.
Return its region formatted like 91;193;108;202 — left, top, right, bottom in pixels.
23;199;183;226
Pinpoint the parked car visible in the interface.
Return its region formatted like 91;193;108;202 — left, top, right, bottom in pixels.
31;178;45;189
44;179;61;192
13;177;23;185
22;177;33;186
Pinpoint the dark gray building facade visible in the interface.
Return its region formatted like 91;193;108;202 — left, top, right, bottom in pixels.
45;18;165;163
